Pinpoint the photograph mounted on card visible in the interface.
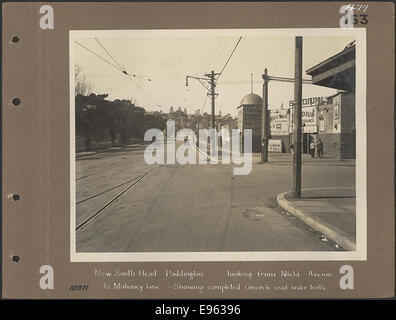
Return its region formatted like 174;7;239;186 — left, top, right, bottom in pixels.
2;1;393;300
69;28;366;262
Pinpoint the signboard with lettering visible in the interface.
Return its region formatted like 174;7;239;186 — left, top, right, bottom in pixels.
289;96;327;107
289;106;318;133
270;110;289;135
268;139;282;152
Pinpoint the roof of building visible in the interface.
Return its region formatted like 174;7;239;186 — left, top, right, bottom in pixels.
239;93;263;106
305;42;355;92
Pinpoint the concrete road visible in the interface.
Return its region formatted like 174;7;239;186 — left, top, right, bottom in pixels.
75;144;355;252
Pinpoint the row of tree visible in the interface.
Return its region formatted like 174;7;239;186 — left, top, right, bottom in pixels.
75;94;166;150
75;64;166;150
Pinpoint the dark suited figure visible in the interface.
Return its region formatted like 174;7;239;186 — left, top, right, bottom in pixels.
317;139;323;158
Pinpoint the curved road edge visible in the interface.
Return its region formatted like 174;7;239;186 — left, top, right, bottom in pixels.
276;191;356;251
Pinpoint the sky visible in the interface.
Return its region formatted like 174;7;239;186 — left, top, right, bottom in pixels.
74;32;355;116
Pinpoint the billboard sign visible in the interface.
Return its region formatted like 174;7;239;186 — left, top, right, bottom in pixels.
289;96;327;107
270;109;289;135
268;139;282;152
289;106;318;133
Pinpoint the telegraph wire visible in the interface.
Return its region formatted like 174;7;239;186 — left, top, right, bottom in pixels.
95;38;153;83
210;40;222;70
125;72;161;108
75;41;123;72
199;94;208;116
217;77;312;85
76;40;153;83
75;40;161;108
94;38;124;72
216;36;243;83
217;39;230;69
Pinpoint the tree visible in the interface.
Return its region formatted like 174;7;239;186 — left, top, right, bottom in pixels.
75;93;108;150
74;64;94;96
75;92;167;150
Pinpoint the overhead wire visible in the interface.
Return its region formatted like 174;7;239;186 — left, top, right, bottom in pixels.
200;94;208;115
125;72;161;108
217;39;230;69
95;38;154;83
215;36;243;83
93;39;164;107
210;40;222;71
75;39;161;108
94;38;124;72
75;41;123;72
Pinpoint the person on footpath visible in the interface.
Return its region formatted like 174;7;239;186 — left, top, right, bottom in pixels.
309;140;315;158
317;139;324;158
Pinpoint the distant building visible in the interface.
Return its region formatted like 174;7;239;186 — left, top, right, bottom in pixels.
272;91;355;158
236;91;355;157
233;42;356;159
220;118;238;130
237;93;263;152
218;117;238;147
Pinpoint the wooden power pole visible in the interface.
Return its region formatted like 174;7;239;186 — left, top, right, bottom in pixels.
261;68;270;163
186;70;219;129
210;70;216;129
292;36;303;198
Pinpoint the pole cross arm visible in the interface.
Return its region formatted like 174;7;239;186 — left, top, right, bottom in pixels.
185;75;211;85
186;70;218;129
185;75;214;93
266;75;312;84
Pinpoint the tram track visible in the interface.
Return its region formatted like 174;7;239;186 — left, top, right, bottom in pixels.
75;168;153;232
76;173;148;205
76;167;114;181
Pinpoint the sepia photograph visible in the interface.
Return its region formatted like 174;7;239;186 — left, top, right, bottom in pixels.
4;0;396;301
70;29;366;261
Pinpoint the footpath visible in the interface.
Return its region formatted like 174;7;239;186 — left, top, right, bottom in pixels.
248;152;356;251
224;149;357;251
277;187;356;251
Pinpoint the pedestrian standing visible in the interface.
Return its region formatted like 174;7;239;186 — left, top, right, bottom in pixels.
318;139;324;158
309;140;315;158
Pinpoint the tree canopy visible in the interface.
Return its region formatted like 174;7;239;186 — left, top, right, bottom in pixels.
75;93;166;150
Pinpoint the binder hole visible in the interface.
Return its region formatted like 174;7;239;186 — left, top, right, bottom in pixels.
12;36;20;43
12;98;21;106
12;256;20;263
12;194;20;201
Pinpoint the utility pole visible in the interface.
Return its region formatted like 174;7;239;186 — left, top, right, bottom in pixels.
210;70;216;129
292;36;303;198
196;109;200;146
261;68;270;163
186;70;220;129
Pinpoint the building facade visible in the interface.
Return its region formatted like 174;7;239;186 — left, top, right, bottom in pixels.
315;91;355;159
237;93;263;152
305;42;356;159
236;92;355;159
